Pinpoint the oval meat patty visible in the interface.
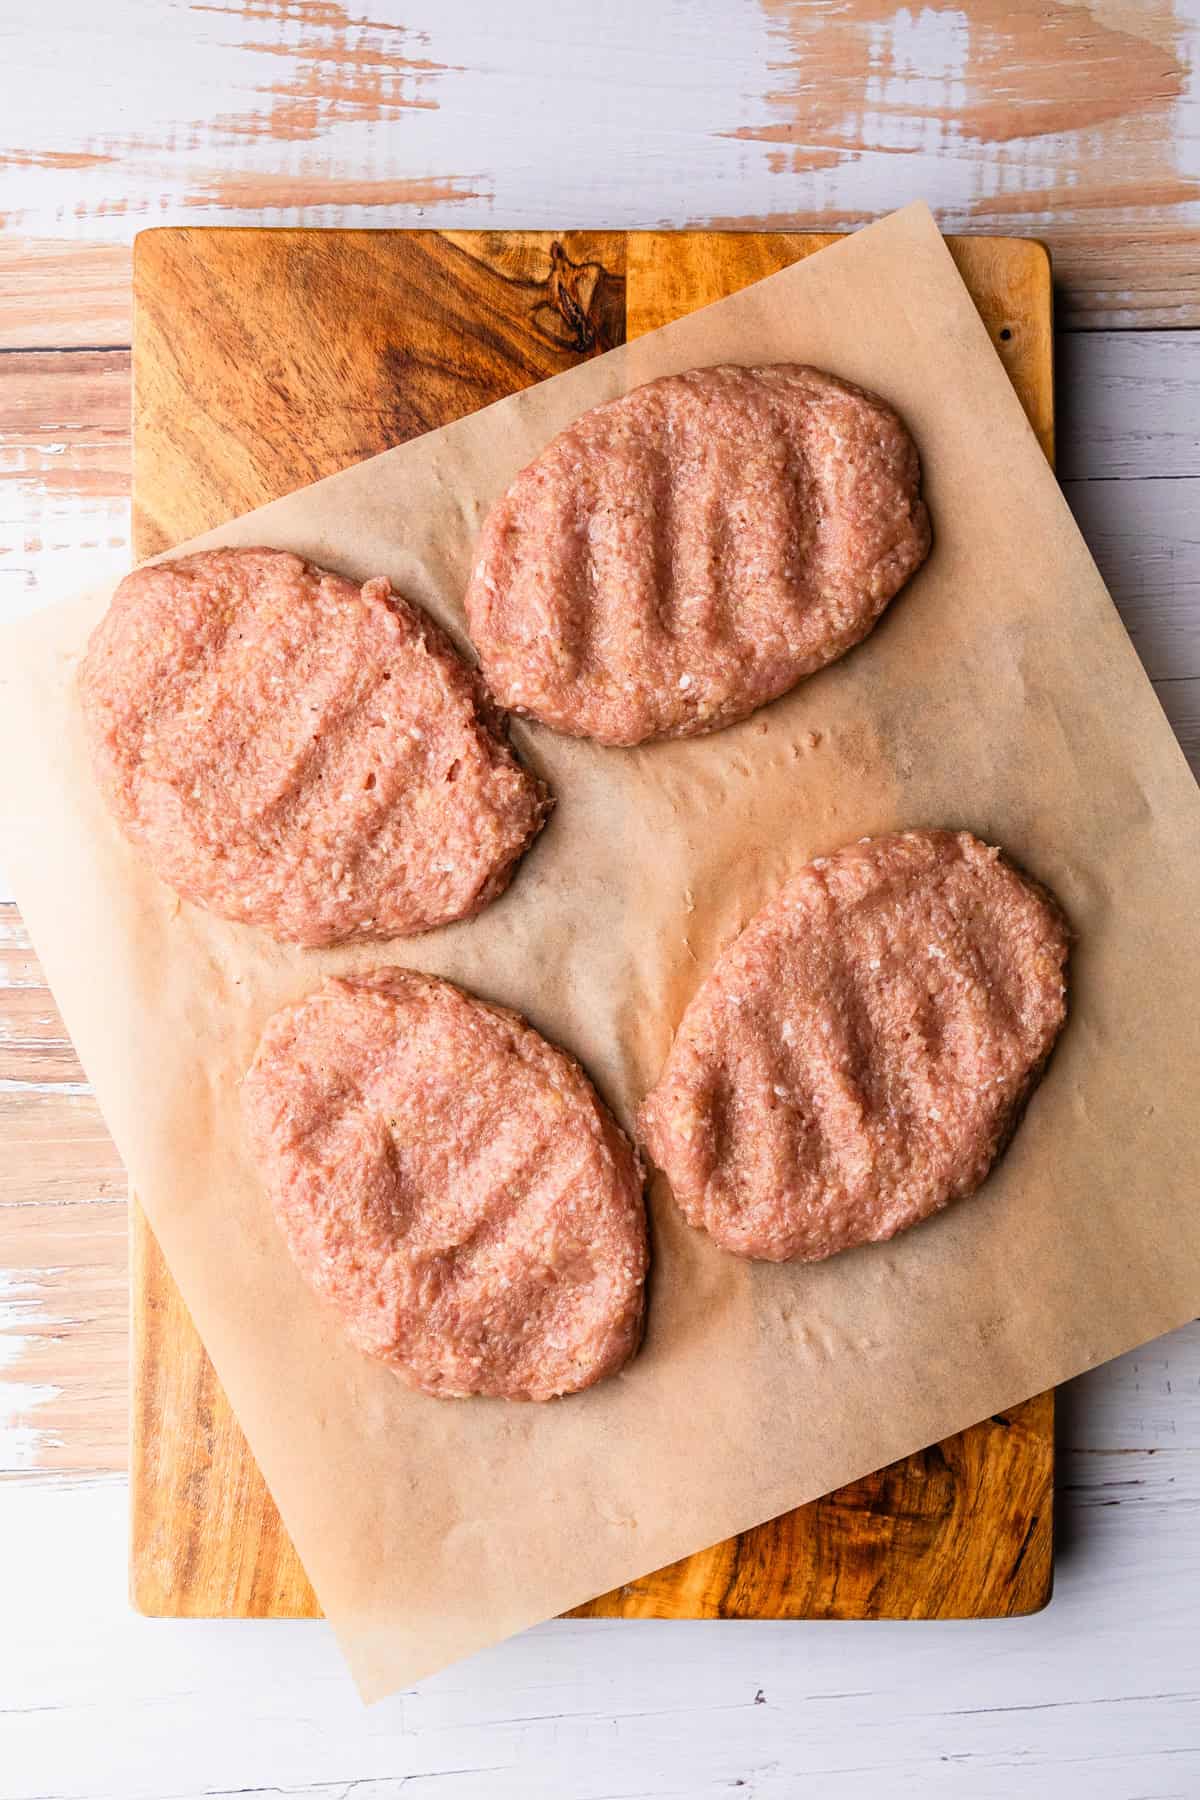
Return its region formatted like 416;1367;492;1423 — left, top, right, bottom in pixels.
465;364;931;746
79;547;550;946
243;969;648;1400
639;831;1069;1263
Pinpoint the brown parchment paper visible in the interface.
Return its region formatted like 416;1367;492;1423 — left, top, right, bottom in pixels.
3;204;1200;1701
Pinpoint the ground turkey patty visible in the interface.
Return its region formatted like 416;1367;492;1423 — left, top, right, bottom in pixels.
465;364;931;746
79;548;550;946
243;969;648;1400
639;831;1069;1263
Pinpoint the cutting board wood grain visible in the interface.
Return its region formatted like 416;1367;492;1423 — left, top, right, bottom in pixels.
130;226;1055;1621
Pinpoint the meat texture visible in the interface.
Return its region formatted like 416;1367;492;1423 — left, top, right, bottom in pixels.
465;364;931;746
639;830;1070;1262
243;968;648;1400
80;547;550;946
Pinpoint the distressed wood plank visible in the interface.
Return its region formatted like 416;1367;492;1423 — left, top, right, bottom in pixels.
1058;331;1200;482
0;1089;126;1210
1154;675;1200;774
1;1;1198;343
0;349;131;619
1067;478;1200;681
0;1199;127;1477
0;905;130;1485
0;239;132;352
712;0;1200;329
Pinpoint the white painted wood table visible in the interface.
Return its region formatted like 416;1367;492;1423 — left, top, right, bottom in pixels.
2;5;1199;1794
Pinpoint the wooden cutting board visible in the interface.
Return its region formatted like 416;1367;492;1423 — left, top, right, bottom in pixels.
130;227;1055;1621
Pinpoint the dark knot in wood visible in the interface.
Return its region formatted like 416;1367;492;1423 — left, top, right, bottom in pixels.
532;239;624;356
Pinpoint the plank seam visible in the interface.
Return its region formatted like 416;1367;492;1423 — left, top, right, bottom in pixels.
0;343;131;357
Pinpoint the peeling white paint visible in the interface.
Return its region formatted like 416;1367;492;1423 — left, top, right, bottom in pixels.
0;1010;57;1038
0;1078;94;1096
0;486;130;623
0;919;41;977
0;0;1195;278
0;1272;69;1469
0;1410;65;1470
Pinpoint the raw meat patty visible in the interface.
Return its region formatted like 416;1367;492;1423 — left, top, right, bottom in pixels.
243;968;648;1400
464;364;931;746
79;548;550;946
639;831;1069;1262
